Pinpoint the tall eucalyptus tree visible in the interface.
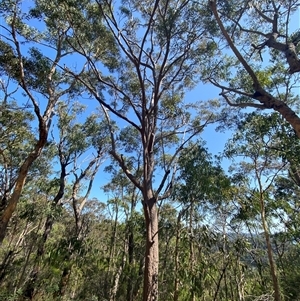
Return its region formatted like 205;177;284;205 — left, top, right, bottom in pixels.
30;0;220;299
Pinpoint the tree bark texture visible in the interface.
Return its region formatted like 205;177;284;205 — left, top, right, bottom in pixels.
143;196;159;301
0;152;42;243
0;102;49;244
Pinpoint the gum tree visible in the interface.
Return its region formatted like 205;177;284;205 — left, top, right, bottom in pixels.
207;0;300;137
30;0;220;299
0;0;81;242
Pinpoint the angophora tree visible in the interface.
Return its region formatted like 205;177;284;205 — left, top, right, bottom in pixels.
207;0;300;136
30;0;220;299
0;0;80;242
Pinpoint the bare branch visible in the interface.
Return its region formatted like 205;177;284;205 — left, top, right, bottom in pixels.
109;150;142;190
209;0;261;89
220;92;267;109
64;66;141;131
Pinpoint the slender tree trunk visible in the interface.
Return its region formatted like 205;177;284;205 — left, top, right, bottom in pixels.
126;193;138;301
55;265;72;300
0;123;48;244
245;222;266;289
189;203;195;301
213;261;230;301
110;239;128;301
126;204;139;301
0;221;30;283
22;164;66;300
0;158;36;243
127;229;134;301
132;257;145;300
110;202;119;267
259;192;281;301
22;215;58;300
142;196;159;301
173;212;182;301
17;220;43;292
236;259;245;301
